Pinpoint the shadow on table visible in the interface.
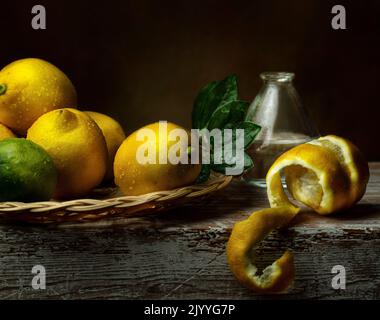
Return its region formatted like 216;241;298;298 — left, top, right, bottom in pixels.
292;203;380;227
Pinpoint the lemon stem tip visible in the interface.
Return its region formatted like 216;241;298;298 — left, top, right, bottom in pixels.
0;83;7;95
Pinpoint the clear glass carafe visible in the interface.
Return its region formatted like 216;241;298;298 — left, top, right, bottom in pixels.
244;72;319;187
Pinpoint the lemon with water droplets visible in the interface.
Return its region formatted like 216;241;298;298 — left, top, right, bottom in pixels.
85;111;126;180
0;58;77;135
27;108;108;199
114;122;201;196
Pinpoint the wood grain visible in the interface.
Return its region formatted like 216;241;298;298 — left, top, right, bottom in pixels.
0;163;379;299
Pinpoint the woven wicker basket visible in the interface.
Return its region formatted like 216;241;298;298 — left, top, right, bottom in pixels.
0;173;232;224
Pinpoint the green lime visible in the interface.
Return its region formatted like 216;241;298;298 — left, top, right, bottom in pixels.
0;138;57;202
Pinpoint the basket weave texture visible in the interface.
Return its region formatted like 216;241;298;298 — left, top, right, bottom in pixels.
0;173;232;224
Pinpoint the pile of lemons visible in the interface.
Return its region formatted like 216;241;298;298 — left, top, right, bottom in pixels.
0;58;200;201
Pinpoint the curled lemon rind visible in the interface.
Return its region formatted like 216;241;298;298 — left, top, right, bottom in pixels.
226;206;299;293
266;135;369;215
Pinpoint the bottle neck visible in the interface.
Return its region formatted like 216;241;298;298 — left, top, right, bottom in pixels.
260;72;295;85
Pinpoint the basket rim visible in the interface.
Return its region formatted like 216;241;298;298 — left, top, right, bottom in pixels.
0;173;233;216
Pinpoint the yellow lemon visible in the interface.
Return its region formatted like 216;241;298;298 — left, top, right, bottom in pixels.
266;135;369;215
0;58;77;135
85;111;126;180
0;123;16;140
114;122;201;196
27;108;107;199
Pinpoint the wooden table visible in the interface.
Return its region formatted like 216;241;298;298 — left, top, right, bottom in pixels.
0;163;379;300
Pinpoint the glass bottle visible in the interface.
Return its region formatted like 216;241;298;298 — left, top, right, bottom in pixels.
244;72;319;187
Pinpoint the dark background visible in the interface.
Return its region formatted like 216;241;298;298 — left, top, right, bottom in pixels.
1;0;379;159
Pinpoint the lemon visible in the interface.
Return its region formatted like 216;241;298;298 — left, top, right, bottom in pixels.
266;135;369;214
85;111;126;180
226;206;299;293
114;122;201;196
0;138;57;202
27;108;108;199
0;123;16;140
0;58;77;135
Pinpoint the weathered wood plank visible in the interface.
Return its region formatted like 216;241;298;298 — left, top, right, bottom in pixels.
0;163;379;299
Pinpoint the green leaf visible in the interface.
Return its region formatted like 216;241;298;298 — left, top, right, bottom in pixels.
192;74;238;129
210;152;253;174
243;152;254;170
210;163;229;174
191;74;261;177
221;121;261;150
232;121;261;149
196;164;211;183
207;100;249;130
208;121;258;175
